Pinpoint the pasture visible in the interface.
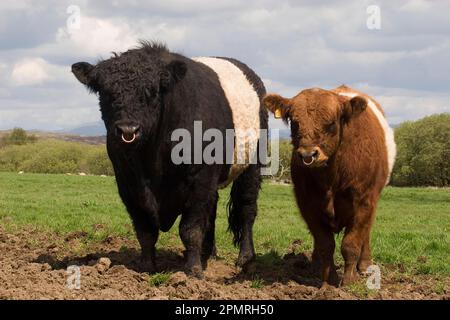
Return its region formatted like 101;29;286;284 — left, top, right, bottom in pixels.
0;172;448;299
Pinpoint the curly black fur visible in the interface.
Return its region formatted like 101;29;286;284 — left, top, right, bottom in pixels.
71;42;267;274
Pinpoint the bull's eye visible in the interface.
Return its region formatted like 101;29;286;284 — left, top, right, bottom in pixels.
143;87;160;106
290;121;300;135
326;121;337;134
144;88;152;103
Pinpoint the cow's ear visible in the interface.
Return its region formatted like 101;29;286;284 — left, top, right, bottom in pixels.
342;96;367;123
161;60;187;90
72;62;94;86
168;60;187;82
263;94;291;122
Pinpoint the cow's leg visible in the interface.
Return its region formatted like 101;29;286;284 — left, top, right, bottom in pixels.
341;198;375;285
179;214;206;278
127;198;159;272
228;165;260;268
134;221;159;273
123;185;160;273
111;158;161;273
298;192;338;286
201;191;218;269
311;249;321;271
357;232;373;273
308;221;338;287
180;189;217;279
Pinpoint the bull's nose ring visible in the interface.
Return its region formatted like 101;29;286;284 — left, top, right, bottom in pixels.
302;156;315;166
121;133;136;143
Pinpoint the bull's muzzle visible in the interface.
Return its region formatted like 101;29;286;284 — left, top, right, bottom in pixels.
115;123;140;144
299;148;319;166
121;133;136;144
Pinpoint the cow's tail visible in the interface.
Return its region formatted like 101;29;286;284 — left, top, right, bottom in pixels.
227;165;260;247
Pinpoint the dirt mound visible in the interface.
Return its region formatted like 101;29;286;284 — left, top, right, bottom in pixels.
0;226;447;300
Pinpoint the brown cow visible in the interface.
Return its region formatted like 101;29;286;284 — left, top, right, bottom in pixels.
264;85;396;286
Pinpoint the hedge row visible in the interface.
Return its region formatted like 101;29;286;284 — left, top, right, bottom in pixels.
0;139;113;176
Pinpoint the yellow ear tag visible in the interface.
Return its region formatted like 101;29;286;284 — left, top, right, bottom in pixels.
274;108;282;119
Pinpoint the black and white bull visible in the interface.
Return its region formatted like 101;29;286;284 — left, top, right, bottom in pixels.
71;42;268;278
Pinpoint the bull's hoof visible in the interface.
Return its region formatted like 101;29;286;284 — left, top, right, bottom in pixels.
320;282;333;290
185;264;204;279
241;261;258;274
138;257;156;274
341;272;358;286
357;259;372;273
236;253;255;268
201;256;209;270
210;245;218;259
328;270;340;287
236;255;256;274
200;246;218;269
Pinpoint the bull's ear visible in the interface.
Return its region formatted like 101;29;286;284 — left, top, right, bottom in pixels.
263;94;291;122
342;96;367;123
71;62;94;85
161;60;187;90
168;60;187;82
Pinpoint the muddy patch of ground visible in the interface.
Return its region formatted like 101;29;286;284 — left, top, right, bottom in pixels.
0;226;448;300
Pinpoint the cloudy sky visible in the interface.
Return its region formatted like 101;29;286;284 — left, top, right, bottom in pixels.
0;0;449;131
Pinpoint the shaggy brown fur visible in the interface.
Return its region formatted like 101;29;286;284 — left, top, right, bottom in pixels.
264;86;391;286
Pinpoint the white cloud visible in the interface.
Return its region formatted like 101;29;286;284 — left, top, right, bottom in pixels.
263;78;299;97
11;58;50;86
56;16;137;57
0;83;100;131
399;0;432;12
10;57;72;86
371;88;450;125
0;1;33;11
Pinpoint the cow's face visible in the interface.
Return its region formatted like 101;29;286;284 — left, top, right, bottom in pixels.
264;88;367;167
71;51;186;148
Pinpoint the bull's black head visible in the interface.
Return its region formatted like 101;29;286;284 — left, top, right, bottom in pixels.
71;43;186;148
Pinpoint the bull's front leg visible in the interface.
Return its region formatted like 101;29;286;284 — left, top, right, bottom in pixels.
179;190;217;279
125;186;160;273
341;197;375;286
310;224;338;287
134;221;159;273
179;212;208;278
112;156;160;273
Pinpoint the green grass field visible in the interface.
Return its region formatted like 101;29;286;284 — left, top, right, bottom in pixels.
0;172;449;276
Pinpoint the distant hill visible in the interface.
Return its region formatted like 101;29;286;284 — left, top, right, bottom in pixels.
62;121;106;136
0;129;105;145
39;132;105;145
